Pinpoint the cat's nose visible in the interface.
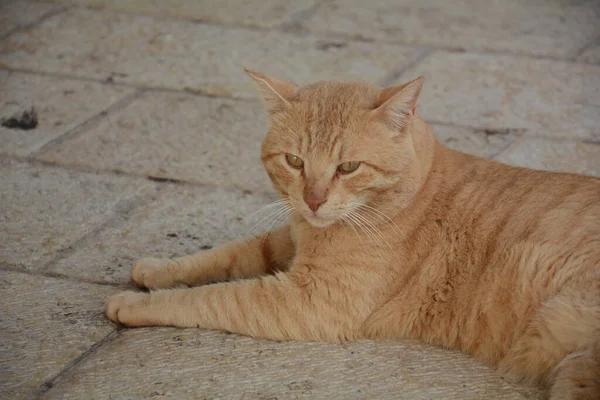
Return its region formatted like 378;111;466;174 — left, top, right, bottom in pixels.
305;195;327;212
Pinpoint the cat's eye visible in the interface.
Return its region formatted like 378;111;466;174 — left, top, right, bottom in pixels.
338;161;361;174
285;154;304;169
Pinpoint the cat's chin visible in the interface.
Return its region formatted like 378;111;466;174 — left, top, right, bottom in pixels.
304;214;337;228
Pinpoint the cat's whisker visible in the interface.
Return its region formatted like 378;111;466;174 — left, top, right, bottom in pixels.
346;211;379;248
244;199;290;222
359;204;397;226
260;209;288;248
351;208;394;254
340;215;361;240
349;202;401;233
247;203;292;234
260;206;295;249
348;208;380;241
345;211;390;262
264;205;293;231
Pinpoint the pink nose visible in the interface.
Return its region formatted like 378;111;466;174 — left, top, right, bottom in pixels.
305;195;327;212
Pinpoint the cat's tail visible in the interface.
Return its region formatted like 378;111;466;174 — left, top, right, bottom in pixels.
547;351;600;400
498;275;600;399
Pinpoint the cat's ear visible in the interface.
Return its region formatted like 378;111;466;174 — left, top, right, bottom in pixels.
244;69;298;113
373;77;424;132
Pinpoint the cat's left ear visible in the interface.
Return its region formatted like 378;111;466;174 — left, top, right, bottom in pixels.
244;69;298;114
373;76;424;132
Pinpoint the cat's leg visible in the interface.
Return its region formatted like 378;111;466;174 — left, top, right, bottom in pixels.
106;267;357;342
498;280;600;399
132;225;294;289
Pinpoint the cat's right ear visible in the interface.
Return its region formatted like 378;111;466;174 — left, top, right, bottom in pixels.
244;69;298;114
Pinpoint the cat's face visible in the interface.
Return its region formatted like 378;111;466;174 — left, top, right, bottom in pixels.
247;70;424;228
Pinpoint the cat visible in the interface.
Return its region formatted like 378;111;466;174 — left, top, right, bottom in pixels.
106;70;600;399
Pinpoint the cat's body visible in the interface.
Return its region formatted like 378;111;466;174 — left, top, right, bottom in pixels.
107;73;600;399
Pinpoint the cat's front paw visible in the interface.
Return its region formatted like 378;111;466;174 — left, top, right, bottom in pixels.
131;257;174;289
106;291;149;327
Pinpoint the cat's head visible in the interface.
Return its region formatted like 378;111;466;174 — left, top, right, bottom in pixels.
246;69;425;228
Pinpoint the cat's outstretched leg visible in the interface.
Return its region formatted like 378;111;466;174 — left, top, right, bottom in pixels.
106;266;359;342
131;225;294;289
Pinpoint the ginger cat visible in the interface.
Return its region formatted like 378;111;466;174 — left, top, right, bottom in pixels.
106;70;600;399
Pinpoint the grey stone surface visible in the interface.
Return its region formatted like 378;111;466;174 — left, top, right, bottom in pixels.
432;124;518;159
37;92;273;191
0;7;422;97
49;185;278;284
577;37;600;64
303;0;600;59
395;51;600;141
0;158;156;269
0;270;118;400
0;71;133;156
496;138;600;177
42;328;542;399
0;0;60;37
48;0;319;28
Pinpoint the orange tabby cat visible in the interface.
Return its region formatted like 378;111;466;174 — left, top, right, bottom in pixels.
106;70;600;399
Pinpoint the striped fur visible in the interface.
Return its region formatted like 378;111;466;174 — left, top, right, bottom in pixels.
107;74;600;399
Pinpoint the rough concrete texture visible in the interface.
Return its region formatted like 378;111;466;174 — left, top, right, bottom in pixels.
38;93;274;191
0;0;599;399
0;7;422;97
47;0;320;28
303;0;600;58
0;70;134;156
49;185;277;284
0;158;155;269
497;138;600;176
577;36;600;64
431;124;518;159
0;271;118;400
0;0;61;38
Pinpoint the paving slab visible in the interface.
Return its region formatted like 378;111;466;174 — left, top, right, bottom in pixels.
37;92;273;191
0;158;156;269
431;124;517;159
577;36;600;65
395;51;600;141
0;270;118;400
303;0;600;59
0;71;134;156
47;0;318;28
41;327;542;399
48;185;277;284
496;138;600;177
0;0;61;38
0;7;422;97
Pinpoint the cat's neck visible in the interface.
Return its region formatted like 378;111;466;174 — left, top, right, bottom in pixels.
373;115;438;216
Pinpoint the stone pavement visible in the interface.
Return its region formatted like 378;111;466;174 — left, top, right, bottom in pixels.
0;0;599;398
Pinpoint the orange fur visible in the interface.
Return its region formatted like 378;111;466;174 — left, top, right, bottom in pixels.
107;72;600;399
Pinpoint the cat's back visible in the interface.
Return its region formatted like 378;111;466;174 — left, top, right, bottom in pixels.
434;148;600;252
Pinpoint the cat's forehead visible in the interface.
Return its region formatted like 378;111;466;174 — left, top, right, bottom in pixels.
294;82;380;109
267;82;385;159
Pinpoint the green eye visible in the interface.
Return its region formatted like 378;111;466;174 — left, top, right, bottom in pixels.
285;154;304;169
338;161;361;174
